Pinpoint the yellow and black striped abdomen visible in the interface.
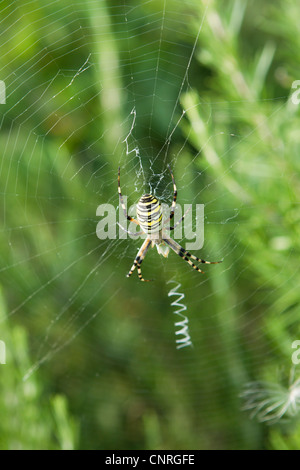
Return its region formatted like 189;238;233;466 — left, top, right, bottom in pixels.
136;194;162;234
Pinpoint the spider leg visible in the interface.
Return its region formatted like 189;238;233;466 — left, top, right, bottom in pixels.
117;222;144;237
164;238;205;273
164;238;222;273
167;164;177;222
164;204;192;231
188;251;222;264
166;165;191;231
118;166;139;225
127;238;153;281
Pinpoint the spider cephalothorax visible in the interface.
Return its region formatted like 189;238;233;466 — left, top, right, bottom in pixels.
117;165;222;281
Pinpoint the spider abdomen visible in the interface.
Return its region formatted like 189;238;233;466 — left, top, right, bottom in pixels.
136;194;162;234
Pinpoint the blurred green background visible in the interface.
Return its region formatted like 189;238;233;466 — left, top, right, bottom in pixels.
1;0;300;450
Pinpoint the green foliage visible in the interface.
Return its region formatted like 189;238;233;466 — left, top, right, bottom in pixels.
0;0;300;450
0;288;77;449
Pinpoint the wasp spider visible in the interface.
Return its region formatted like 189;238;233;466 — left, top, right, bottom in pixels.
118;165;222;282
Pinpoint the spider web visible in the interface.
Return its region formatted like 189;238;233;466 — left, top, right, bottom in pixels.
0;0;296;450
